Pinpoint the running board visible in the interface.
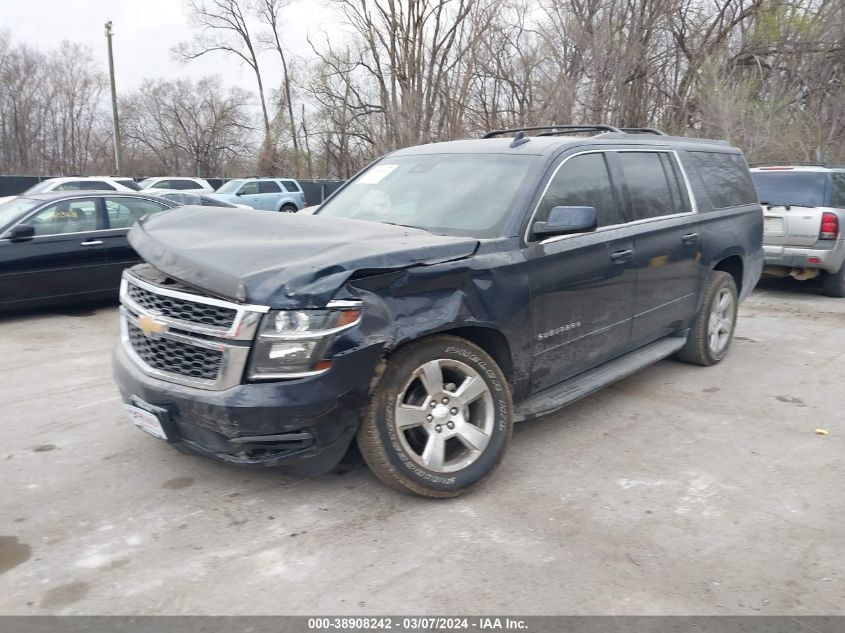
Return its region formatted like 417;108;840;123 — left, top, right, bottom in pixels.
514;336;687;422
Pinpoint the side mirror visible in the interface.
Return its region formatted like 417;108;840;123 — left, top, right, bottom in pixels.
236;190;246;196
532;206;597;237
8;224;35;241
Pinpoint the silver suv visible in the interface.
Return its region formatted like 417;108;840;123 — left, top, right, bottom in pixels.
751;165;845;297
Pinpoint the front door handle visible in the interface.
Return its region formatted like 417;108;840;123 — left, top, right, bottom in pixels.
681;232;699;244
610;249;634;263
80;240;103;246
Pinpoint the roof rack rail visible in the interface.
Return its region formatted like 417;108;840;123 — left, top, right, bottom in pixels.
749;161;842;168
618;127;667;136
482;124;622;139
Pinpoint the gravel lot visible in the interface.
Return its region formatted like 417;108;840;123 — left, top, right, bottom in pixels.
1;278;843;615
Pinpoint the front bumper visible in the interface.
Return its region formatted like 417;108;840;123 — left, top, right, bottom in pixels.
112;341;384;475
763;243;845;274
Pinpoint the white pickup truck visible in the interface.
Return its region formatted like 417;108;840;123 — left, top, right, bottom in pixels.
751;165;845;297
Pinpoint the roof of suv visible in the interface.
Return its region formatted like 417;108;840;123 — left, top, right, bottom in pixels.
393;133;733;158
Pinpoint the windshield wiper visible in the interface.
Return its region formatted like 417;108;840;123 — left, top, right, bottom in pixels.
761;202;817;209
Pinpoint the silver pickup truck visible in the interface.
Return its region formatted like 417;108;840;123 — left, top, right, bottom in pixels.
750;165;845;297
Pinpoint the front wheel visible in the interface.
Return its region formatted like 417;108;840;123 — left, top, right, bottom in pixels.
357;335;513;497
821;264;845;298
677;271;738;366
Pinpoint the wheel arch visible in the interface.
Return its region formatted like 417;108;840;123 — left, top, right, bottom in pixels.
712;254;744;296
389;325;514;384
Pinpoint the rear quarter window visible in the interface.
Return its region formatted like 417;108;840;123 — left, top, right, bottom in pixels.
831;174;845;208
689;152;757;209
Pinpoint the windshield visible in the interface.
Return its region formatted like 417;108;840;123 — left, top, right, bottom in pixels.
21;180;55;195
751;172;828;207
216;180;243;194
316;153;538;237
0;197;41;233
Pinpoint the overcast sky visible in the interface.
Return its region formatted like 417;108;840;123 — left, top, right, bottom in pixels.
2;0;327;93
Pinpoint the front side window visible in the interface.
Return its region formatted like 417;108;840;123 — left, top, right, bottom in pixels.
617;152;678;220
537;153;620;229
317;153;538;238
238;182;259;195
27;198;100;235
105;197;169;228
257;181;281;194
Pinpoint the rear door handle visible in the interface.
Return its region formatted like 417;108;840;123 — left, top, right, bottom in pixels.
80;240;103;246
681;232;699;244
610;249;634;263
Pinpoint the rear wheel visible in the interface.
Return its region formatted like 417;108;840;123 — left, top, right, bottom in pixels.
821;265;845;298
279;203;298;213
677;271;738;366
357;335;513;497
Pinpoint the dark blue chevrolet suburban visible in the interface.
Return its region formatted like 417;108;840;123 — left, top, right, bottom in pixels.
112;125;764;497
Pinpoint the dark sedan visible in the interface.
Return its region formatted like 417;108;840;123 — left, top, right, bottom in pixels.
0;191;178;311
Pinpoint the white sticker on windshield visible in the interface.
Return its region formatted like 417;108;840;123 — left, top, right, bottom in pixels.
354;164;398;184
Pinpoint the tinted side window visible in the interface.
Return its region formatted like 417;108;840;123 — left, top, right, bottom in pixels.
28;198;100;235
690;152;756;209
172;180;201;190
537;153;620;229
831;174;845;208
258;181;281;194
617;152;677;220
78;181;115;190
105;197;169;228
280;179;300;192
54;182;81;191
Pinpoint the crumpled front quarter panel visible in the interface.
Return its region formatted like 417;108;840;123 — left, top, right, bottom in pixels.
337;240;534;399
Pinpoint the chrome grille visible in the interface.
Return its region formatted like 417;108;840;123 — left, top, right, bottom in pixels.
119;271;268;390
127;282;236;329
127;322;222;380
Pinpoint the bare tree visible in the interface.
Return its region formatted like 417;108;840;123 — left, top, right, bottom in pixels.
174;0;272;164
120;77;256;176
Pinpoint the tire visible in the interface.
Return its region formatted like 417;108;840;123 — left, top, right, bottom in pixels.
279;204;298;213
357;335;513;498
821;265;845;298
677;271;738;366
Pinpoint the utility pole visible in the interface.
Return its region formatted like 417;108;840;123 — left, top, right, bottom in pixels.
105;21;122;174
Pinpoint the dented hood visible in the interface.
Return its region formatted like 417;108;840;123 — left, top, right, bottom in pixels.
128;207;479;307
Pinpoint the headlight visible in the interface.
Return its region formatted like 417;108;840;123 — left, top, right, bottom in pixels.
248;304;362;379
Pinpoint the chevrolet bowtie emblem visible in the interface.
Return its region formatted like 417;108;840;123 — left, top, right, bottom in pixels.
138;314;168;338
